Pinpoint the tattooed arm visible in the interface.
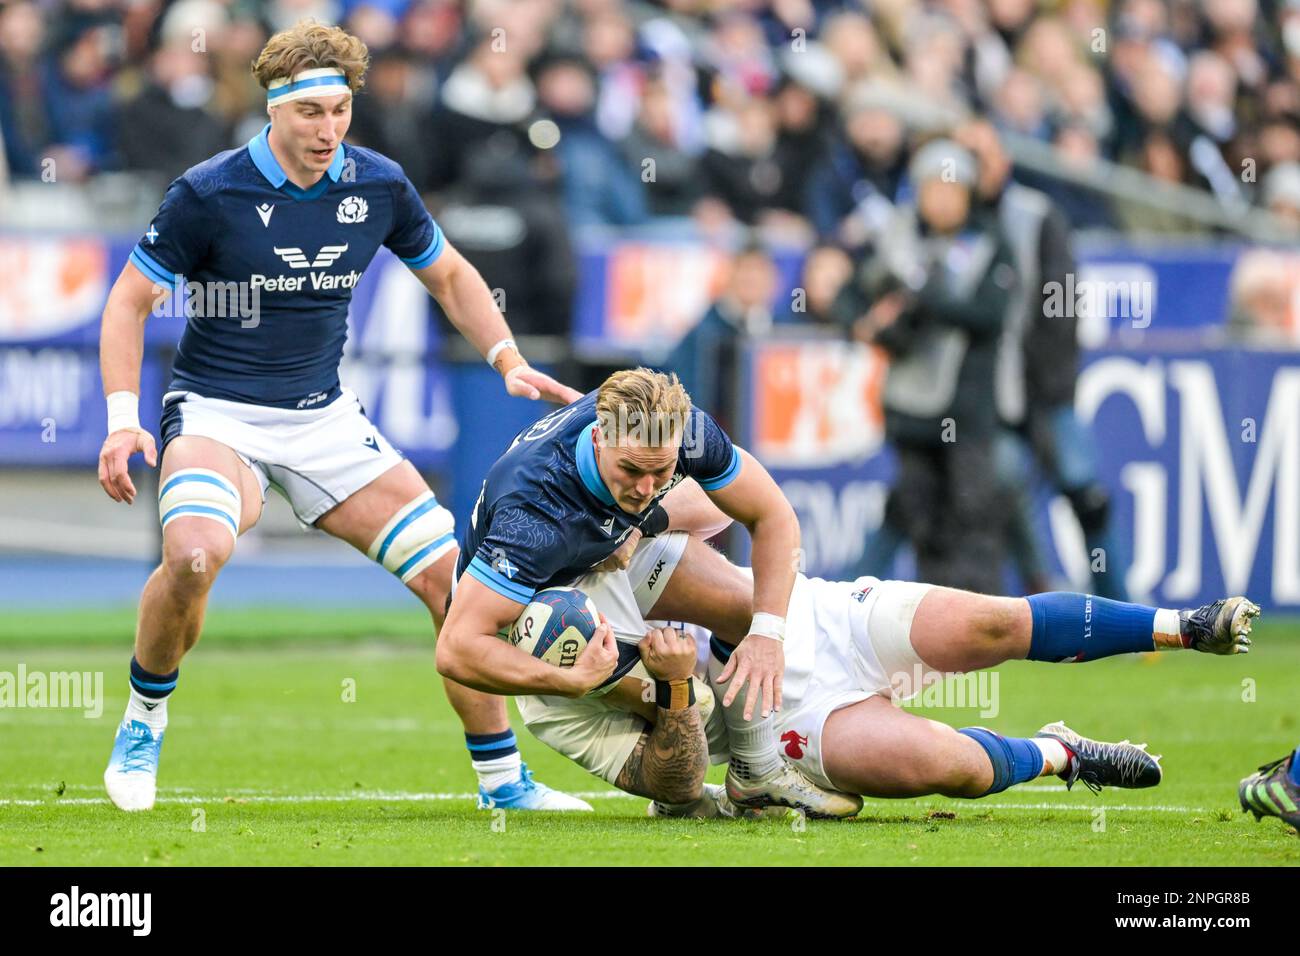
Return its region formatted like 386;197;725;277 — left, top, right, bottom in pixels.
613;627;708;804
615;707;708;804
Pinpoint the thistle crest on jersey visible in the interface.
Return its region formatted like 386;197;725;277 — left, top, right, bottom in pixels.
337;196;368;223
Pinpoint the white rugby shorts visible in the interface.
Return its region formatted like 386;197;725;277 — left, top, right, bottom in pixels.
516;545;941;792
159;388;408;527
756;575;935;790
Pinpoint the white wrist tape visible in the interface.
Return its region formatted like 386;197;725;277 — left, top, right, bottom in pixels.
486;338;518;368
749;612;786;642
106;391;141;434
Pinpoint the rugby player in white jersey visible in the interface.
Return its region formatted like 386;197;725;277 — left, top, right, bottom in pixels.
97;20;589;812
514;487;1259;816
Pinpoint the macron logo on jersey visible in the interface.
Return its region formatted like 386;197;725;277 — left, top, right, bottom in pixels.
256;203;275;227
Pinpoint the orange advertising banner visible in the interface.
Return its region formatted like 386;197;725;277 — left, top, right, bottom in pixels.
750;340;889;468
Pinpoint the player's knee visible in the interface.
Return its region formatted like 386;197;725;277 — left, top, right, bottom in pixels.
161;522;232;588
969;595;1025;645
157;467;240;587
719;581;753;639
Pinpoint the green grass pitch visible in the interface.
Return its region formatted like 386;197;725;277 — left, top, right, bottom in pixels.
1;607;1297;866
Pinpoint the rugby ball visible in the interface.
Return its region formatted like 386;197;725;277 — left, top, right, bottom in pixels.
507;588;600;668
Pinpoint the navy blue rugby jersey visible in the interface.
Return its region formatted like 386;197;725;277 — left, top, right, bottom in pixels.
128;124;444;409
454;390;743;605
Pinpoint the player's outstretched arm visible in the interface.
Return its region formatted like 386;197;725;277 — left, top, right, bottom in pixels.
411;245;581;405
97;262;162;504
436;575;619;697
702;448;800;719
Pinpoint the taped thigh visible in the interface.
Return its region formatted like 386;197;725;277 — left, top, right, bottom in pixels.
367;490;457;583
158;468;242;543
864;580;936;700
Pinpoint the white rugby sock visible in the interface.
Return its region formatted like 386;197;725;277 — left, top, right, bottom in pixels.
125;688;168;734
707;649;781;780
474;752;522;792
1031;737;1073;776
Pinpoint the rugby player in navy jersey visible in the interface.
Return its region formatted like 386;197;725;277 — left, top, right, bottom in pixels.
97;21;590;812
436;368;864;818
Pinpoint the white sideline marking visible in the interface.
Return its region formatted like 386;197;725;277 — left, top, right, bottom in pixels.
0;790;631;807
0;788;1208;814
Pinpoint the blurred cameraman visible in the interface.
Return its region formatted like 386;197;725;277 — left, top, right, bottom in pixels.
957;119;1130;600
843;139;1016;595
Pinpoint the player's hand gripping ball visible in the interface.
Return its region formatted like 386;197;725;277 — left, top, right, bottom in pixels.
508;588;601;668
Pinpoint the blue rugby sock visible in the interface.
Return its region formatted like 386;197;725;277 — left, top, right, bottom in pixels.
958;728;1045;795
467;730;522;791
466;730;518;762
1290;747;1300;787
129;657;178;699
1026;592;1163;662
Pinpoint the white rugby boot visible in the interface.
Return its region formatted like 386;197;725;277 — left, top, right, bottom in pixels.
647;782;792;820
104;712;165;811
725;760;863;820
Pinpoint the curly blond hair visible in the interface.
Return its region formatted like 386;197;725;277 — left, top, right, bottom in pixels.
252;20;369;93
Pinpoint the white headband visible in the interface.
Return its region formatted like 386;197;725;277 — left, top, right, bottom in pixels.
267;67;351;108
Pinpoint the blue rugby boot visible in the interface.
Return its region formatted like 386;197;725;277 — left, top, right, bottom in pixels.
476;762;592;811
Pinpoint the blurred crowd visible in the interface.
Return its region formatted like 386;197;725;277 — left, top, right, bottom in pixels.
3;0;1297;590
674;121;1131;595
5;0;1300;233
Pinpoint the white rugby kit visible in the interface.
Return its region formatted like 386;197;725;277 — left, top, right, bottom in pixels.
516;531;938;791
